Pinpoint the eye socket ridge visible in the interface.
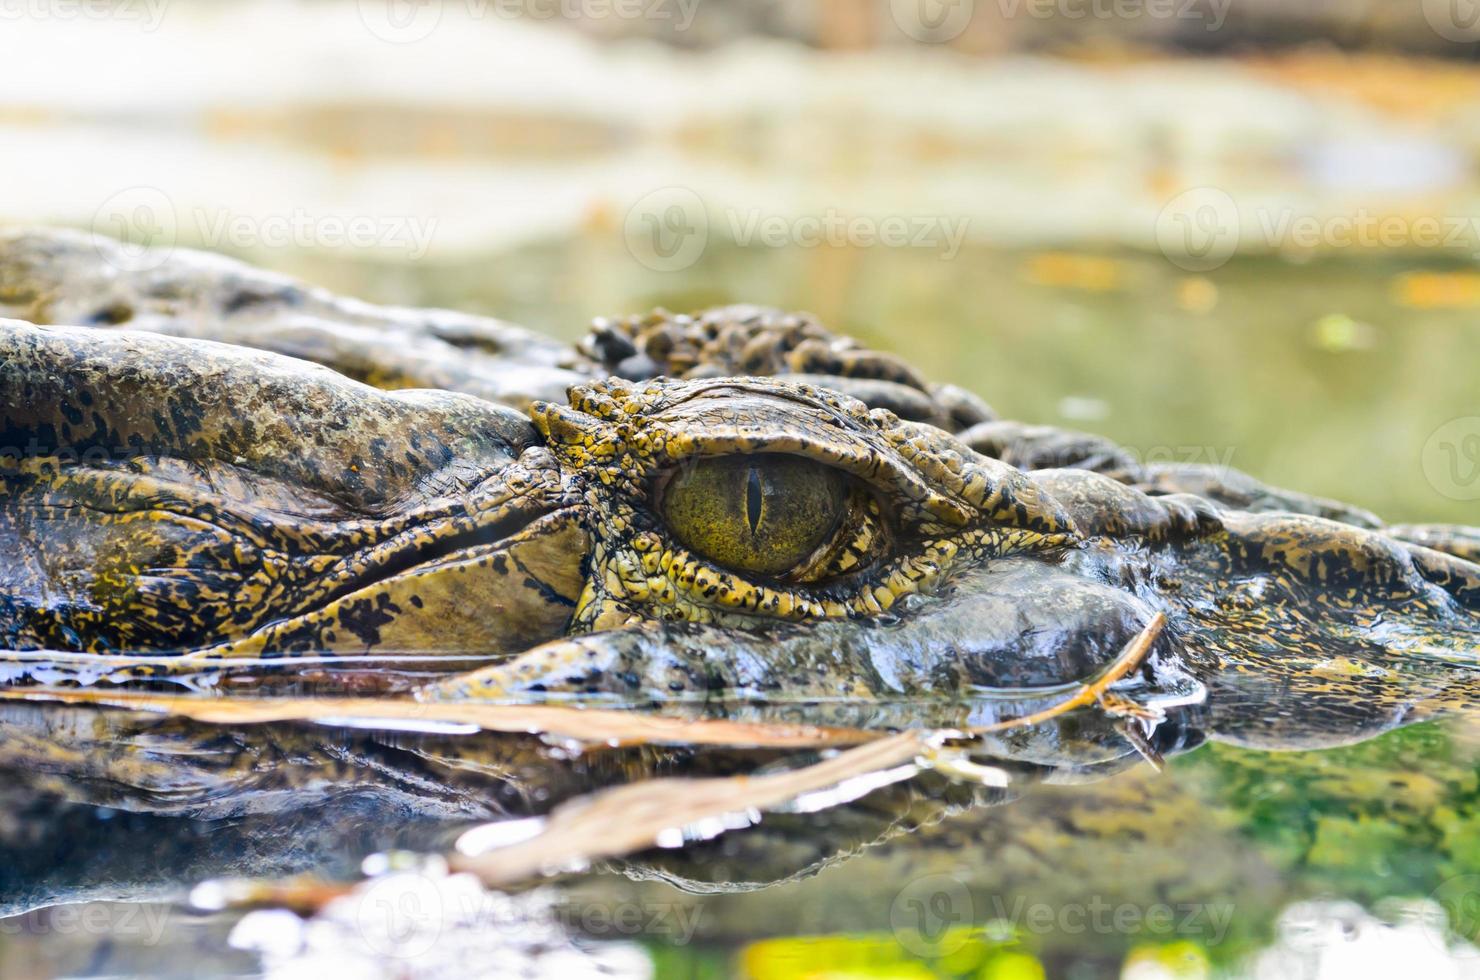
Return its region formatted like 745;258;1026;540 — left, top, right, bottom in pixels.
654;452;892;583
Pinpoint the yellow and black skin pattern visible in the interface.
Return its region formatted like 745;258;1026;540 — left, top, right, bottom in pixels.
1;230;1478;751
0;321;588;665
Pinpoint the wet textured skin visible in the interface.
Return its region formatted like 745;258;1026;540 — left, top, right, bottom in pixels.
0;229;589;410
0;229;1478;755
0;321;586;661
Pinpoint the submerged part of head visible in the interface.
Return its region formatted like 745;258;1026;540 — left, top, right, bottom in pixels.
0;321;588;660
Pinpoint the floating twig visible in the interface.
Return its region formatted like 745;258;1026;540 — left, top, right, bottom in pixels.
0;687;878;749
959;613;1165;735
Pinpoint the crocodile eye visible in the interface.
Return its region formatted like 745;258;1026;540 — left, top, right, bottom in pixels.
659;453;893;582
661;454;847;577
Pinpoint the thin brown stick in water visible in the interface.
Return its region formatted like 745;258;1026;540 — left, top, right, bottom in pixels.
0;687;878;749
0;615;1164;749
960;613;1166;735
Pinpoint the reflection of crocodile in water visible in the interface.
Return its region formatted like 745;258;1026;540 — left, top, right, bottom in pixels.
0;229;1478;923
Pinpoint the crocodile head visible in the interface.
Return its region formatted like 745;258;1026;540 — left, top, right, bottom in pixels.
4;314;1478;751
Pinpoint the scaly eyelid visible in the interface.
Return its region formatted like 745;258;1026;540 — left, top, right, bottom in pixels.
646;399;955;511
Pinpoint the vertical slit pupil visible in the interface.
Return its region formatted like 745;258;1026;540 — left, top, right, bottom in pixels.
746;466;763;536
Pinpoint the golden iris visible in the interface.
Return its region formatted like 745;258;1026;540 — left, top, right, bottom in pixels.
661;454;845;576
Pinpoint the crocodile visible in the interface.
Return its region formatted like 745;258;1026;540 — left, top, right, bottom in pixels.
1;228;1478;756
3;228;1480;946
